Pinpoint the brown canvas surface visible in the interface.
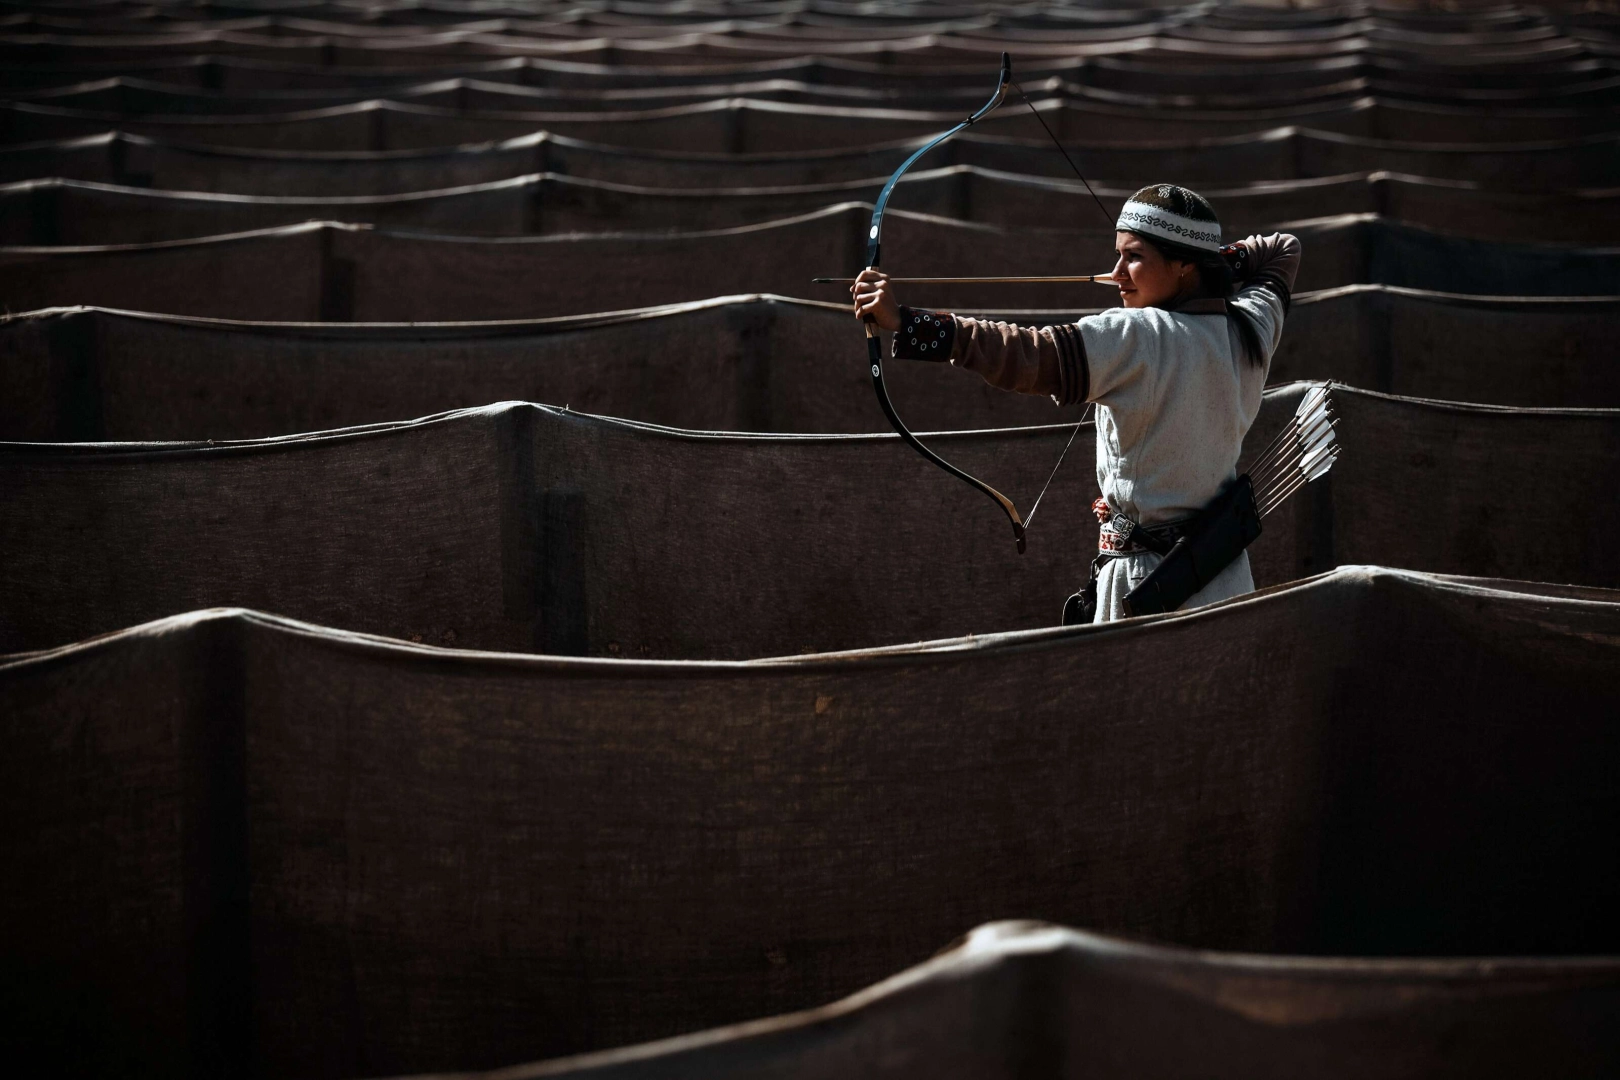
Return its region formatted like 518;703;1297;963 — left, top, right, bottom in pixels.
13;68;1617;116
3;211;1617;321
4;387;1619;659
5;50;1611;97
6;94;1614;151
2;288;1616;442
8;125;1614;195
5;169;1619;245
0;24;1597;69
3;3;1618;1076
4;569;1617;1077
426;922;1620;1079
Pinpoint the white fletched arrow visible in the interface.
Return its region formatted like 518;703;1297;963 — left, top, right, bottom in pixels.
1247;383;1341;518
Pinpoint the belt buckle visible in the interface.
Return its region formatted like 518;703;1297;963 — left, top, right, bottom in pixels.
1099;513;1139;554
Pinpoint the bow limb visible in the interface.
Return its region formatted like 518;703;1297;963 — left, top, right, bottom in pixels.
866;53;1028;554
868;323;1027;552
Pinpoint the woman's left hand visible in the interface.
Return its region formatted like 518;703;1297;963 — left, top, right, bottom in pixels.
851;269;902;332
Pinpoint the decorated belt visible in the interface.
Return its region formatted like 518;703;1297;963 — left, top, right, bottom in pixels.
1093;498;1188;555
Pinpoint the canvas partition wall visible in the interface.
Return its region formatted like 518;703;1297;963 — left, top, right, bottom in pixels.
2;47;1612;96
1271;288;1620;405
0;28;1599;70
4;212;1618;321
20;73;1612;118
0;401;1100;657
1288;129;1620;188
0;55;1087;96
554;38;1599;70
432;922;1620;1080
3;289;1617;443
5;127;1618;196
4;389;1620;659
38;124;1620;188
4;570;1617;1078
12;63;1620;111
6;170;1620;246
0;174;553;245
5;95;1615;150
0;55;538;92
0;296;1079;440
382;126;1620;189
0;5;1586;33
0;130;579;198
0;97;1392;154
1087;53;1620;96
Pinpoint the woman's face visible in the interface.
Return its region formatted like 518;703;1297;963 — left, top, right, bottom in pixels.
1110;231;1196;309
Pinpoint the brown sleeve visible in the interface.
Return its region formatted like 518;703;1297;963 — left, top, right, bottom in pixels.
947;316;1089;406
1239;232;1303;298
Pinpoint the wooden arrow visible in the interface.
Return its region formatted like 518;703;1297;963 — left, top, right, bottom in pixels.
813;273;1118;285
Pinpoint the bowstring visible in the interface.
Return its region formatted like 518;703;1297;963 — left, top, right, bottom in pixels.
1006;77;1111;533
1023;406;1092;531
1011;80;1117;229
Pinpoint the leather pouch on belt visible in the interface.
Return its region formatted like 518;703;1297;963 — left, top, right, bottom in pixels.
1123;476;1263;617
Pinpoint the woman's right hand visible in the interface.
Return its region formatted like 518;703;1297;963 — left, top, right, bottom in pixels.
851;269;902;332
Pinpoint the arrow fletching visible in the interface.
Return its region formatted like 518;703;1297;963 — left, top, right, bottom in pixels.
1250;383;1342;519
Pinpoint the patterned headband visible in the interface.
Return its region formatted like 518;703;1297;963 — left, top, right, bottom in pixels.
1115;185;1222;252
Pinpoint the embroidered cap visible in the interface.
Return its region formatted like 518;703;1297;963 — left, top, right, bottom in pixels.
1115;183;1221;252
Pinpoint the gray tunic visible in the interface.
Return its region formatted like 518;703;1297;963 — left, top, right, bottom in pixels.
1079;284;1284;620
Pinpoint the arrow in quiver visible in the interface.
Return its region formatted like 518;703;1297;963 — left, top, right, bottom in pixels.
1250;381;1340;519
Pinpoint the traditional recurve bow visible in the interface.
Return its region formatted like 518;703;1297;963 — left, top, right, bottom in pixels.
858;52;1120;555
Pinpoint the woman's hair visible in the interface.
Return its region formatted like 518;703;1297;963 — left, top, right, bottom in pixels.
1135;231;1266;367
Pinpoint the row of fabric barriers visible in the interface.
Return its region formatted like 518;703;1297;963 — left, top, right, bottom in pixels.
1;2;1618;1078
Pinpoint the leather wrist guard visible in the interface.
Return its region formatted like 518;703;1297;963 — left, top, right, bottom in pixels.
893;305;955;361
1220;243;1250;281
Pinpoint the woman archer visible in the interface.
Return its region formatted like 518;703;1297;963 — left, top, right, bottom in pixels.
851;184;1302;623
